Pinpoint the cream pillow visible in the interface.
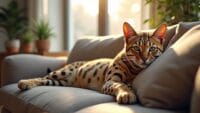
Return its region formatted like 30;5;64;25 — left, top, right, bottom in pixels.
133;25;200;109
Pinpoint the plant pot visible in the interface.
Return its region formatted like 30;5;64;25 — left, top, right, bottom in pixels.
35;39;50;53
5;39;20;54
21;42;33;53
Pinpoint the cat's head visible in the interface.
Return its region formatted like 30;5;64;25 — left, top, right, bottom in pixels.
123;22;167;68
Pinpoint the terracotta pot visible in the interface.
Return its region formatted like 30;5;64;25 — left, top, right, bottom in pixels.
5;39;20;54
21;43;33;53
35;39;50;53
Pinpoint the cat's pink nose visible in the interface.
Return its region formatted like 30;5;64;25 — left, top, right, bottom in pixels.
141;56;148;63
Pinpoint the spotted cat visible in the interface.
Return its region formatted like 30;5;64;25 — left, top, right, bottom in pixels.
18;22;167;104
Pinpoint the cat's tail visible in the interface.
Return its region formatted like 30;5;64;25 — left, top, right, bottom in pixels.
44;79;69;86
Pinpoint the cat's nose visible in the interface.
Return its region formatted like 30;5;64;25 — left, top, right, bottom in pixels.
141;56;148;64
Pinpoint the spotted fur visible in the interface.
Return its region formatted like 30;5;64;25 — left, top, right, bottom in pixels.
18;22;167;104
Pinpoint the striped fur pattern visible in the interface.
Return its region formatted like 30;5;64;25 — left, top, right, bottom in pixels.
18;22;167;104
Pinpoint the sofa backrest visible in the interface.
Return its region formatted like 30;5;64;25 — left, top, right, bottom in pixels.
167;21;200;47
67;35;124;64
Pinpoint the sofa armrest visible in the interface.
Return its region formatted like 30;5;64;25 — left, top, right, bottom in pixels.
1;54;66;86
191;66;200;113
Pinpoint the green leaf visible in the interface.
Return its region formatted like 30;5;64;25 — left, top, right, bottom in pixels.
0;0;27;39
32;19;55;40
144;0;200;26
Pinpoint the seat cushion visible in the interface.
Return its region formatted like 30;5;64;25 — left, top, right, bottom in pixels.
133;25;200;109
75;103;187;113
0;84;114;113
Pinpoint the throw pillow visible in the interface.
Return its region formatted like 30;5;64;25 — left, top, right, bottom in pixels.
190;67;200;113
133;25;200;109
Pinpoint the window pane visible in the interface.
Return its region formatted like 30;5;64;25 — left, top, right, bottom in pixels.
71;0;98;41
108;0;142;34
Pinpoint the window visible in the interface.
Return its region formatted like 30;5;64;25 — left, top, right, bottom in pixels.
67;0;148;50
71;0;98;39
108;0;142;34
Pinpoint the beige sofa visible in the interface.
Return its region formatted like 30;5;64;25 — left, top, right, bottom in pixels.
0;22;199;113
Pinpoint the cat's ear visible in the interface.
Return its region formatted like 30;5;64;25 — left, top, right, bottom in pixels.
123;22;137;43
47;68;52;74
152;23;167;43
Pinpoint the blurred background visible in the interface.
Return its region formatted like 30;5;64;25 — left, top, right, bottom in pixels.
0;0;199;52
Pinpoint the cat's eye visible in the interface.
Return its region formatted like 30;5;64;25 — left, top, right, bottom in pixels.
149;47;156;52
133;46;140;52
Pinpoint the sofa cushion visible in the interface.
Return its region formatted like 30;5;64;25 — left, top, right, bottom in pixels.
167;21;200;47
0;84;114;113
75;102;187;113
133;25;200;109
67;35;124;64
1;54;66;86
190;67;200;113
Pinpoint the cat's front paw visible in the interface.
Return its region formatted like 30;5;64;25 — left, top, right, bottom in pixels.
18;80;36;90
116;91;137;104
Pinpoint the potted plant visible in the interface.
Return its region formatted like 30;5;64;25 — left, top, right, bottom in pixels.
0;0;27;53
145;0;200;28
20;31;34;53
33;20;54;53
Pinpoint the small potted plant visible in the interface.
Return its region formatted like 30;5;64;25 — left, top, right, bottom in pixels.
33;20;54;53
20;31;34;53
0;0;27;53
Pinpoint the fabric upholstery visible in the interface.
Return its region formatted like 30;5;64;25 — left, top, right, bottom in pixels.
0;84;45;113
67;35;124;64
133;25;200;109
190;67;200;113
75;103;187;113
167;21;200;47
1;54;66;86
0;84;114;113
